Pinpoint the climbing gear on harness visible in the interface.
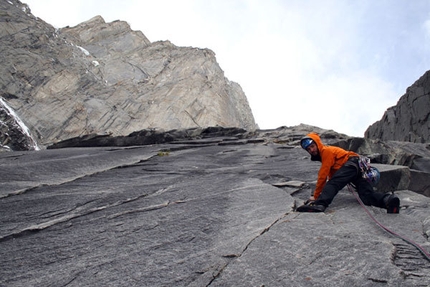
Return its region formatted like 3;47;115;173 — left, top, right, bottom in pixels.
347;184;430;262
300;138;314;150
358;156;371;171
363;167;380;185
358;156;380;186
296;201;326;212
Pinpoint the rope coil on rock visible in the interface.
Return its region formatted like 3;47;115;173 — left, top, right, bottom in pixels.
347;184;430;262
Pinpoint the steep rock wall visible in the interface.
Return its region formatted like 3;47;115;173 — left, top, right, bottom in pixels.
365;70;430;143
0;0;256;148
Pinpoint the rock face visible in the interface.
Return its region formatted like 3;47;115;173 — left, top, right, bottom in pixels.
1;126;429;286
47;124;430;197
365;70;430;143
0;0;256;149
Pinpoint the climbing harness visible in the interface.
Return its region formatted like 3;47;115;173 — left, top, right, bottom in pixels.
347;184;430;262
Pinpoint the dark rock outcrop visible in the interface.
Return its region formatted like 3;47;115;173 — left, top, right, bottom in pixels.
0;98;38;151
1;127;429;286
47;126;252;149
0;0;256;149
365;70;430;143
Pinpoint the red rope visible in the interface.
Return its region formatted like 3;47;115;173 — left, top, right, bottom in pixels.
347;184;430;262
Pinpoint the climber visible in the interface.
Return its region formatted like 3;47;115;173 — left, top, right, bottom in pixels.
296;132;400;213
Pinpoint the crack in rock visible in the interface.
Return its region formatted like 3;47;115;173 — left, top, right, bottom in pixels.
206;213;288;286
0;193;148;242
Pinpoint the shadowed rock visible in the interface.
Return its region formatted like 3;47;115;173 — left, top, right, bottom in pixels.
365;70;430;143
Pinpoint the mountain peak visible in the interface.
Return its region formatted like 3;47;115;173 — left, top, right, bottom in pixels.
0;0;256;148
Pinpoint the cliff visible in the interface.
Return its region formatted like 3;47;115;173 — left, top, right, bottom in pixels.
365;70;430;143
0;0;256;149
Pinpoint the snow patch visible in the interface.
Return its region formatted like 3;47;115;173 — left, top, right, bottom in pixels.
21;5;30;14
77;46;90;56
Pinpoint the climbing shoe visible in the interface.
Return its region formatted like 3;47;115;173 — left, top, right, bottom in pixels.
296;202;326;213
384;194;400;214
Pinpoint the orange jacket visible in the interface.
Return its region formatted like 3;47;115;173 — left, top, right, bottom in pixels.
305;133;358;199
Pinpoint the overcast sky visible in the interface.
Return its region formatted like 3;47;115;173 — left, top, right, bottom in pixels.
23;0;430;136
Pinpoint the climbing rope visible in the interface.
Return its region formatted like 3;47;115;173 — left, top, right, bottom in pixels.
347;184;430;262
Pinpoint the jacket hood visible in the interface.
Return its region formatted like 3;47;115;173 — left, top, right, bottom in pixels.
302;133;324;161
305;133;324;151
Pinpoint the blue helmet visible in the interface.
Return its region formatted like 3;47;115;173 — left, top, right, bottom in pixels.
300;138;314;150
